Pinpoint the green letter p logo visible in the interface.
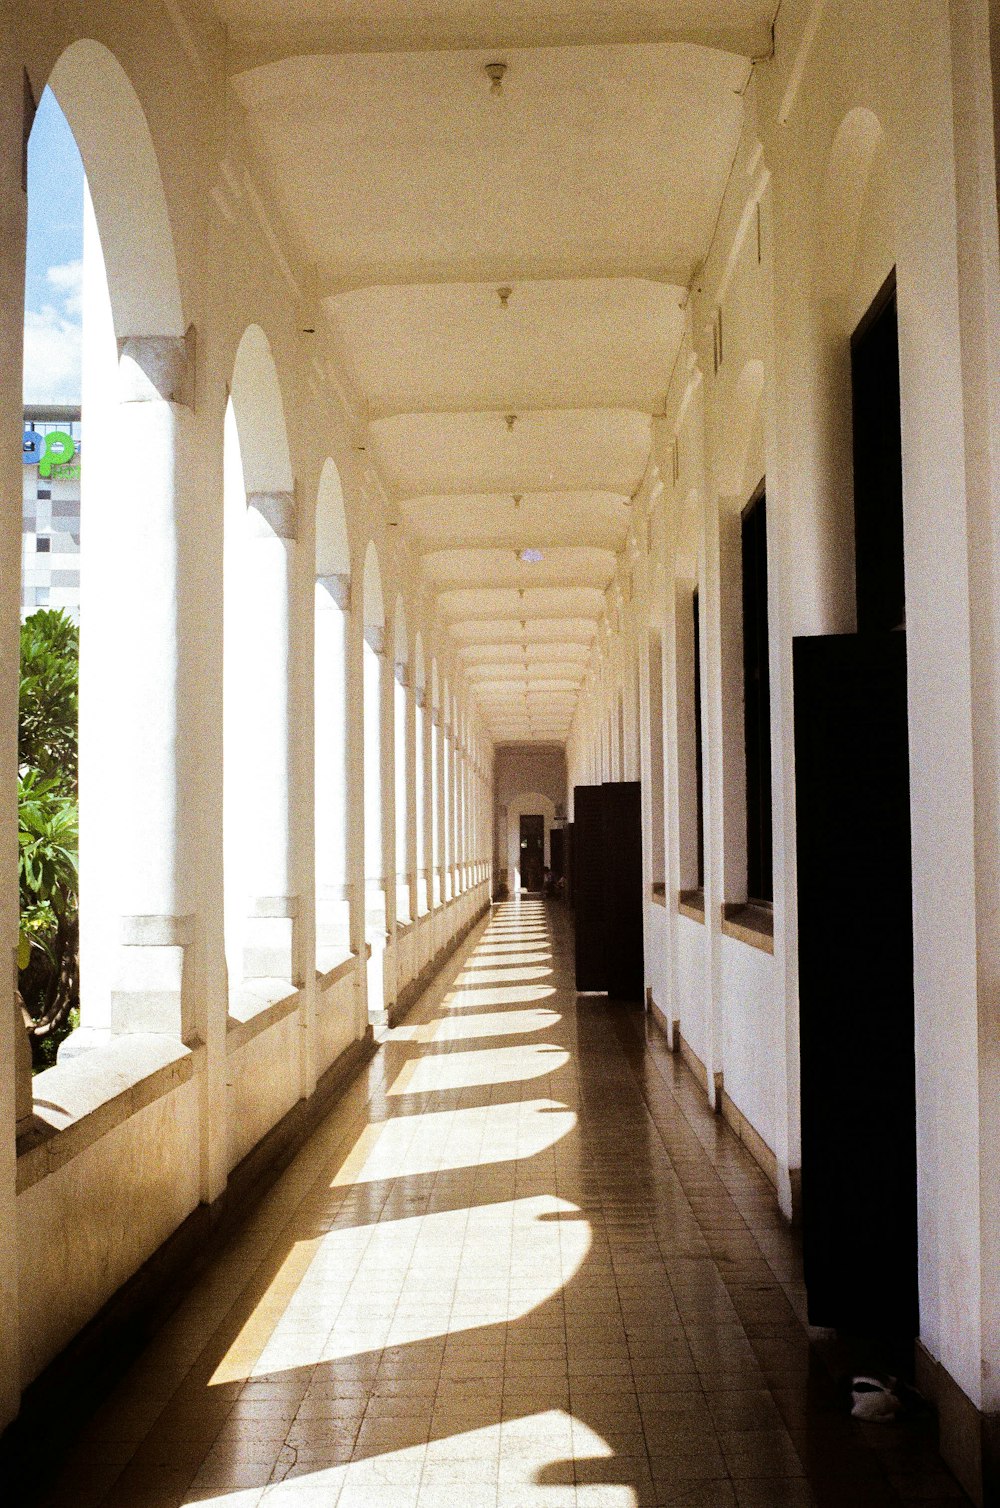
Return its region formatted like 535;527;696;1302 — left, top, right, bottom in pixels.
38;430;75;479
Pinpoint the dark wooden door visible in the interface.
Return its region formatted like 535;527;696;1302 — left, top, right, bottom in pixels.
603;781;644;1001
519;814;544;892
793;632;917;1337
573;786;606;990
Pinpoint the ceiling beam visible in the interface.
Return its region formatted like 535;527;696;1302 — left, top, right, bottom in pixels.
229;27;764;78
321;264;692;298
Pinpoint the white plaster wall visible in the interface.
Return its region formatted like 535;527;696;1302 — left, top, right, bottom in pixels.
644;903;669;1013
16;1079;200;1387
675;919;708;1068
226;1014;302;1173
493;745;567;883
719;938;777;1157
568;2;1000;1431
315;972;360;1077
506;793;557;893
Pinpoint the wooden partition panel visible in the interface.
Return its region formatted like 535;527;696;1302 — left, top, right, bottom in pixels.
602;781;644;1002
572;782;644;1000
573;785;606;990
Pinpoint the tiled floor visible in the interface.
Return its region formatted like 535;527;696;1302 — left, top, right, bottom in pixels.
38;899;968;1507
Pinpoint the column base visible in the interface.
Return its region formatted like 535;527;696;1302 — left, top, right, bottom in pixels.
110;915;196;1039
242;898;300;983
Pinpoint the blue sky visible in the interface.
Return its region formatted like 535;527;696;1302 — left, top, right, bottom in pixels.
24;87;85;405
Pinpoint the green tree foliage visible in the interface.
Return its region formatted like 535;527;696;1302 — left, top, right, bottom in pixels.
18;611;79;1067
19;609;78;787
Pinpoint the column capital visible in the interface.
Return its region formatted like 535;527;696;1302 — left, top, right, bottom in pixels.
415;685;427;709
248;490;297;541
317;572;351;610
395;660;409;687
118;326;196;408
364;624;386;656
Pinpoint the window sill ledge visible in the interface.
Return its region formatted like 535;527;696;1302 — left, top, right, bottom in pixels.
651;883;668;909
227;981;301;1052
17;1035;195;1193
316;949;357;988
721;902;775;954
677;889;706;923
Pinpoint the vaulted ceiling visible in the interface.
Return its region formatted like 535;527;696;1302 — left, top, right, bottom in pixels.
222;1;767;742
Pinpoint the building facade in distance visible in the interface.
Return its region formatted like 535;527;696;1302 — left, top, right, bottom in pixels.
21;404;80;622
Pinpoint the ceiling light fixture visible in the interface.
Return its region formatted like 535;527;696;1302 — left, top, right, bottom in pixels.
485;61;507;95
505;413;517;432
520;548;543;563
497;286;513;309
513;494;522;508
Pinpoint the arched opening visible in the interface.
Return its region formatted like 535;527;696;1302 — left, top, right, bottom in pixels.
392;599;411;925
22;43;189;1069
223;326;297;1001
315;459;351;967
18;87;86;1073
362;543;387;1015
507;793;558;894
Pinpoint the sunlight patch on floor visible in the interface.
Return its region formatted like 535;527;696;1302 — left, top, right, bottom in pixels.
210;1196;590;1386
441;983;557;1009
453;965;553;986
418;1008;561;1042
330;1098;575;1186
460;950;553;968
388;1044;569;1096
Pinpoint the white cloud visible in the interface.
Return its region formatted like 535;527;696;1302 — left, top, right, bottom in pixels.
23;259;83;405
46;258;83;316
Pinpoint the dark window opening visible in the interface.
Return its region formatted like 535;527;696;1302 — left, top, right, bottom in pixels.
693;588;705;890
852;270;904;634
36;535;50;553
742;485;772;904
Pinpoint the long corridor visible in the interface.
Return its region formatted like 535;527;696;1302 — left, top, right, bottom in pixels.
39;902;965;1508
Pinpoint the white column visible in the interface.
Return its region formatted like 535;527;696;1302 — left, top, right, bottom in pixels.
463;751;470;891
239;490;299;983
456;736;463;893
449;728;459;898
393;661;409;924
0;58;27;1429
415;686;429;915
346;604;366;1029
315;575;351;961
430;707;442;910
404;666;418;923
363;627;388;1013
441;716;452;903
81;328;203;1041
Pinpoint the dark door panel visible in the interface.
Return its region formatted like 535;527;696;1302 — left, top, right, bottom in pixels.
573;785;607;991
603;781;644;1002
793;632;917;1337
519;813;544;892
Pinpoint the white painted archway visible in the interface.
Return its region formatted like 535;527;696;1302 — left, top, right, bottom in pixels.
507;793;557;894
